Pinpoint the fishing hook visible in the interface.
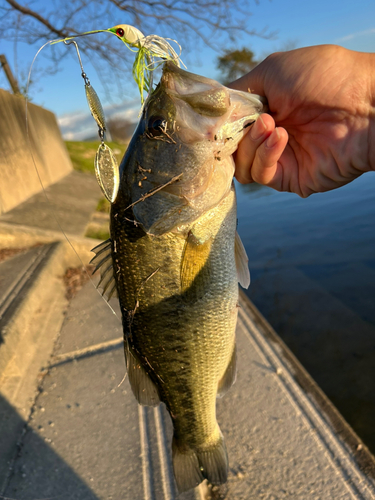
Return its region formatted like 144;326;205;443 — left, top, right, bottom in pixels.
64;39;90;86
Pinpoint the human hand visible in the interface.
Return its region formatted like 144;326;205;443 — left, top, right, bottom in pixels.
229;45;375;197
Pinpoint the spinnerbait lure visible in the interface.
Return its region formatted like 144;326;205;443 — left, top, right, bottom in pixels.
64;40;119;203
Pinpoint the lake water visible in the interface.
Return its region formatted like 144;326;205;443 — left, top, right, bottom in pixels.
236;172;375;454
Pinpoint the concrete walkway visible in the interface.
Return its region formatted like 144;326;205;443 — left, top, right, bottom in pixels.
0;170;100;235
1;281;375;499
0;170;102;253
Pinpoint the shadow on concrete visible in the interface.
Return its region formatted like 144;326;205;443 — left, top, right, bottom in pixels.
0;394;99;500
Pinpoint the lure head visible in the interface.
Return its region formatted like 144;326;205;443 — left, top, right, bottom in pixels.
118;62;263;235
53;24;181;102
51;24;145;48
107;24;145;47
107;24;182;102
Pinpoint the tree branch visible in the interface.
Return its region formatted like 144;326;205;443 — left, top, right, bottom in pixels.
5;0;69;38
1;0;275;97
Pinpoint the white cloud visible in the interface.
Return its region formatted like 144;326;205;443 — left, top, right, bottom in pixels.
336;28;375;42
58;99;140;140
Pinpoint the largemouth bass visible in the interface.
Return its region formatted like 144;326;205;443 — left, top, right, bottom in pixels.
91;62;263;492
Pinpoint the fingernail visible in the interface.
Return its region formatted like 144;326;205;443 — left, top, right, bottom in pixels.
250;115;266;140
266;128;280;148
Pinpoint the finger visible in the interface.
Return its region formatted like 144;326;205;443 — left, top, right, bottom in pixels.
250;127;289;189
228;63;266;96
234;114;276;184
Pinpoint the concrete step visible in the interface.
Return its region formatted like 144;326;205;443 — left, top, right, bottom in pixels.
0;171;100;235
0;243;69;491
218;293;375;499
1;281;374;499
0;239;106;493
0;167;111;493
0;170;102;258
0;243;68;380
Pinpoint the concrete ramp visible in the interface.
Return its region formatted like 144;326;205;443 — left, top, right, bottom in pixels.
1;279;374;499
0;88;72;215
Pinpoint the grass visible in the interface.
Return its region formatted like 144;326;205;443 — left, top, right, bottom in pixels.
96;197;111;213
65;141;128;174
64;140;124;240
85;225;110;241
84;198;111;239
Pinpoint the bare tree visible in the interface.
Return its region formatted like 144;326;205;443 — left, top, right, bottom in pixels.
0;0;273;91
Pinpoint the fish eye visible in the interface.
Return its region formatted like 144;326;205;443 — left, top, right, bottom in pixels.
116;28;124;37
147;116;167;137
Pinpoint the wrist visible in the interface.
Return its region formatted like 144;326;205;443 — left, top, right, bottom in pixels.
344;49;375;176
368;53;375;172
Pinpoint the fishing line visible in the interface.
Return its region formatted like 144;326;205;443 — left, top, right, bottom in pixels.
23;29;187;390
27;31;128;405
62;40;120;203
25;39;120;319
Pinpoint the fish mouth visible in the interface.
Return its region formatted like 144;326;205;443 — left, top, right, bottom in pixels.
161;61;264;115
161;62;231;118
130;63;264;235
156;62;263;145
162;62;222;93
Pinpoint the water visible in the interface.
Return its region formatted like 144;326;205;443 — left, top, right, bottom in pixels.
236;172;375;453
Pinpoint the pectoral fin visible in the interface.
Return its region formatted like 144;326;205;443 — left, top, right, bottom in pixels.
181;232;212;302
235;231;250;289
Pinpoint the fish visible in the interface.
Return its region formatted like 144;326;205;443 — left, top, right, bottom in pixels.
90;61;263;493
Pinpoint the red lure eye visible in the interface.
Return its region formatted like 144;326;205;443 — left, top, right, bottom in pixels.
116;28;124;37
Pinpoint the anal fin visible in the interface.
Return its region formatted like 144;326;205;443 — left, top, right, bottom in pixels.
217;345;237;398
125;343;160;407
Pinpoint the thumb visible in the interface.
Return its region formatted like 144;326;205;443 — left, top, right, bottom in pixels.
226;63;266;97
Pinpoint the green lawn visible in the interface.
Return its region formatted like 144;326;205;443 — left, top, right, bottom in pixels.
85;225;110;241
65;141;128;174
65;140;125;239
96;197;111;213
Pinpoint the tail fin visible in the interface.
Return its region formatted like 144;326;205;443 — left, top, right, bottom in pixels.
172;432;228;493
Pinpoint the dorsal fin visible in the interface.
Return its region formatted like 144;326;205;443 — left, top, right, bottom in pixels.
90;238;118;300
235;231;250;289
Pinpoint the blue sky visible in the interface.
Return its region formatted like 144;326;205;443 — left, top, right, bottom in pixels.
1;0;374;139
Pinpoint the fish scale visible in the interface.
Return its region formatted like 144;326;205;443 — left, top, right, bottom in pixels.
92;61;263;492
111;185;238;472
